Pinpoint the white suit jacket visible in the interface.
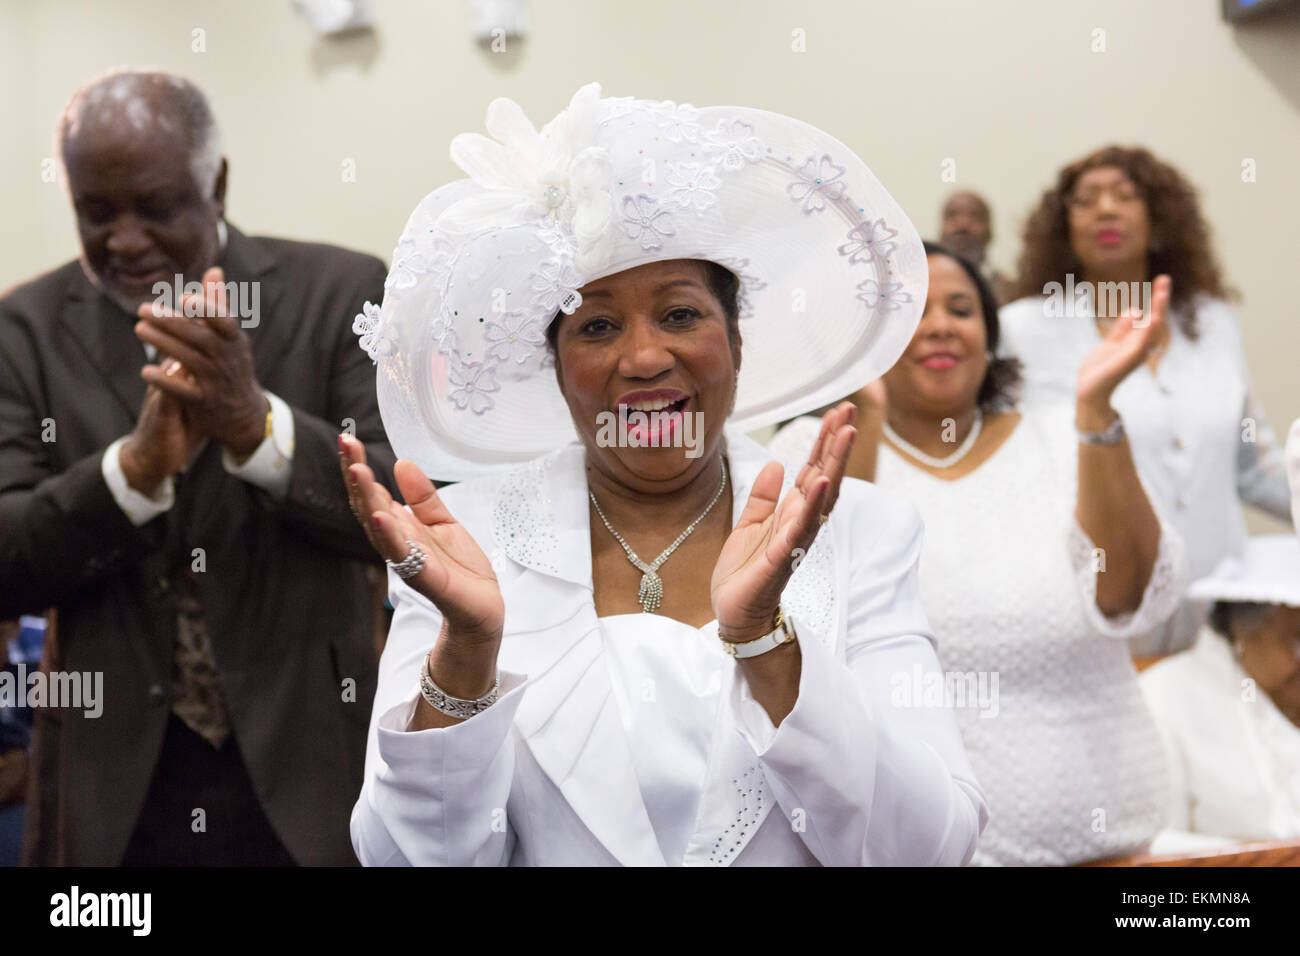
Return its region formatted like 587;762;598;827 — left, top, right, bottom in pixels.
351;428;988;866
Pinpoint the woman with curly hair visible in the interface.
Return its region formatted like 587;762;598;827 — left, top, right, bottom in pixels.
999;146;1291;656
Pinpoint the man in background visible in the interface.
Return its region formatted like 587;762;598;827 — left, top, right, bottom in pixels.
939;190;1013;303
0;70;396;865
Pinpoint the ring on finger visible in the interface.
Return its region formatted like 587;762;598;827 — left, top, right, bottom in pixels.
387;540;426;580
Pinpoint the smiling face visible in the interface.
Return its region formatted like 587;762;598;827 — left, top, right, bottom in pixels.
1065;165;1152;278
64;109;225;316
882;252;988;419
551;259;739;489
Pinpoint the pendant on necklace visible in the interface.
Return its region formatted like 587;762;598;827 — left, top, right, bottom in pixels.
637;569;663;613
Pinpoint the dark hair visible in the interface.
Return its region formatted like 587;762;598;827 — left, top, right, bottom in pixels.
1011;145;1235;339
922;240;1022;413
1209;601;1272;643
544;259;742;366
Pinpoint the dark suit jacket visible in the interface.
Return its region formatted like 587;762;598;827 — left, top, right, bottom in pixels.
0;225;397;865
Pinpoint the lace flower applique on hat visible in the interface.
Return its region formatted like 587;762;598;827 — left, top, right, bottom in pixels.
485;311;546;365
788;154;847;214
855;278;911;312
701;119;764;171
386;236;435;292
621;194;676;250
448;359;500;414
666;161;722;211
530;256;584;318
649;101;704;143
837;219;898;265
353;302;396;363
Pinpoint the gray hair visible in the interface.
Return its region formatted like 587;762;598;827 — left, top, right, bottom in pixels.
57;68;223;193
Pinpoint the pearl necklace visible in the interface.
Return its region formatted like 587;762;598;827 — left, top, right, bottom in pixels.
588;462;728;614
883;409;984;469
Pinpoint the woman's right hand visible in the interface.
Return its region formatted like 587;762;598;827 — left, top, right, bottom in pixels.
339;434;505;647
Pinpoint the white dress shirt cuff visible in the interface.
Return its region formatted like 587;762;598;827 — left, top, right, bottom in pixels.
221;391;294;500
102;436;175;526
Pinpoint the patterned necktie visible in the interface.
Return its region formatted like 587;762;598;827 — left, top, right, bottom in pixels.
169;568;232;749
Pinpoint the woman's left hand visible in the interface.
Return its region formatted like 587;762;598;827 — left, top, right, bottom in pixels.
711;401;857;643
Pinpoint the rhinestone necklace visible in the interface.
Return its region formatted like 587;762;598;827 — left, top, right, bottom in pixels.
588;461;728;614
883;409;984;469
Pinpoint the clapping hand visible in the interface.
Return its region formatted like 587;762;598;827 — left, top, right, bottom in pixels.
339;436;504;645
1077;274;1170;417
136;266;269;459
711;401;857;643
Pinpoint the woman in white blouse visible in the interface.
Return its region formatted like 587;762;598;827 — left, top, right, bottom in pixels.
338;85;987;865
998;146;1290;655
1141;536;1300;845
769;242;1186;865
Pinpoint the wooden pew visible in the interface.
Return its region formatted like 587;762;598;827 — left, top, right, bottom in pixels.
1083;839;1300;866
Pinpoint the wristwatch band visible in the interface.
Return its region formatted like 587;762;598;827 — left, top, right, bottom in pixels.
1078;415;1125;446
720;606;797;659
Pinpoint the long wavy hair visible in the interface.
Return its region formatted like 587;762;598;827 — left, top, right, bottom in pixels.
1011;146;1234;338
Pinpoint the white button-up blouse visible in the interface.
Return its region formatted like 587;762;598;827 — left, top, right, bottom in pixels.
351;429;989;866
998;294;1291;653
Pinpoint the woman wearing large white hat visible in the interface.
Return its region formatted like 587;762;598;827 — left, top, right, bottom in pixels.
339;83;987;865
1141;536;1300;847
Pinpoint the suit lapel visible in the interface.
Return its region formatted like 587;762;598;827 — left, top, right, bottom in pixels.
58;273;148;424
217;225;281;380
54;225;279;426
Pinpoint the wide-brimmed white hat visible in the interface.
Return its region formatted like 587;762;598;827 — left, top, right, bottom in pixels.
355;82;926;480
1188;535;1300;607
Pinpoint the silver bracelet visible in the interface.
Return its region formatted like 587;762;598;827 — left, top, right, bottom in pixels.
419;652;499;719
1078;415;1125;446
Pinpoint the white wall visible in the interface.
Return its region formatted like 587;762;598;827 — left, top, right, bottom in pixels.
4;0;1298;525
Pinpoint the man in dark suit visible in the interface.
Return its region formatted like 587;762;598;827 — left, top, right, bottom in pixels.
0;70;396;865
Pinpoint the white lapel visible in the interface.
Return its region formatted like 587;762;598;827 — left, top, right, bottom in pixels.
490;429;839;866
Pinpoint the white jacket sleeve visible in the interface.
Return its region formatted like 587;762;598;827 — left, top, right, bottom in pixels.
728;495;989;866
350;572;525;866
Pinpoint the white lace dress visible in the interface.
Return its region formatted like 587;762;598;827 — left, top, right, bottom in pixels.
769;410;1187;865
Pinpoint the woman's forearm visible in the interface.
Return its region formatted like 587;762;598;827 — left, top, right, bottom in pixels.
737;641;802;725
1075;401;1161;616
408;621;502;730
